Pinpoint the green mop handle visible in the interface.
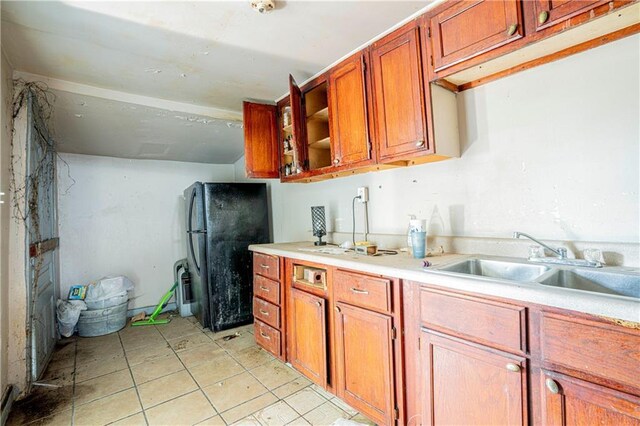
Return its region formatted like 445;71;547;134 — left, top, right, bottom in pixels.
148;282;178;320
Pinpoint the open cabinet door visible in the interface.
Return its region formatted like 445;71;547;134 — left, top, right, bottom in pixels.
289;75;308;174
243;101;279;179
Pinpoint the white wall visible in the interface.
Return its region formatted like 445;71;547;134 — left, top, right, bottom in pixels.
57;154;235;309
235;35;640;251
1;49;14;401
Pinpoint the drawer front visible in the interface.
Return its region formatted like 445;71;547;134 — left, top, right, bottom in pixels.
420;288;526;354
254;274;280;305
334;270;392;314
254;319;281;357
540;313;640;390
253;297;280;329
253;252;279;281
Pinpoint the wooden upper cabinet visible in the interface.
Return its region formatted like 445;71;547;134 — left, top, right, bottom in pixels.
328;52;372;166
289;75;308;174
541;370;640;426
533;0;605;31
242;101;279;178
428;0;524;72
334;303;395;425
371;24;429;161
421;330;528;426
289;288;328;387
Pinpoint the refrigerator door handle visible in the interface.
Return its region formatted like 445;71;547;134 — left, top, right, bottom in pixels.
187;188;202;275
187;230;206;234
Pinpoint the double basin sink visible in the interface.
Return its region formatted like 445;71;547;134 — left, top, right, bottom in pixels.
431;257;640;300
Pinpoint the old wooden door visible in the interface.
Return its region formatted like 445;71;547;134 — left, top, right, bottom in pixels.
26;94;59;381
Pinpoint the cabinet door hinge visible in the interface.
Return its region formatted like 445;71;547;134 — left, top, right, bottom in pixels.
427;27;431;38
394;407;400;420
418;337;421;350
391;326;397;340
430;56;434;66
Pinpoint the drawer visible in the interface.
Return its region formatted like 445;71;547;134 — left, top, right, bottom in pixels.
334;270;392;314
420;288;526;354
254;319;281;357
253;297;280;329
540;312;640;390
253;252;279;281
254;274;280;305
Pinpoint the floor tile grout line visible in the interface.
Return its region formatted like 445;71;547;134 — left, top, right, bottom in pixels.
117;330;150;426
153;318;228;425
70;338;78;426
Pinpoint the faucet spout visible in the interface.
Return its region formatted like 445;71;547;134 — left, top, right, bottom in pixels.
513;231;567;259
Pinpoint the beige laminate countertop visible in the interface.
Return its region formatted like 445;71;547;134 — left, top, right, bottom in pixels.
249;242;640;324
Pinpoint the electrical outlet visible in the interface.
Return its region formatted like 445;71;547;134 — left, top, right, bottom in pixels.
357;187;368;203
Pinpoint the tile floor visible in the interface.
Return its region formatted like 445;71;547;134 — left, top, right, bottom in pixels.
8;313;376;426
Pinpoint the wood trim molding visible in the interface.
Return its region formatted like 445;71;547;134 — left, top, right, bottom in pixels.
456;23;640;92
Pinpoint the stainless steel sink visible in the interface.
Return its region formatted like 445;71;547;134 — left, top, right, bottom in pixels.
438;258;550;282
539;269;640;299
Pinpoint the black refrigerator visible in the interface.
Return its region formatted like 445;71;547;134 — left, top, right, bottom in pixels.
184;182;270;331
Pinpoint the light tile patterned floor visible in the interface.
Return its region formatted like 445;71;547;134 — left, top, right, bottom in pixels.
8;313;376;426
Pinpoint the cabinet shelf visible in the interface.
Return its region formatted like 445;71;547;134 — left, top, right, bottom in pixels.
307;107;329;122
309;137;330;149
282;124;292;133
283;149;294;156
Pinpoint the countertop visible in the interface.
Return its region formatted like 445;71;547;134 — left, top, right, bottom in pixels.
249;242;640;324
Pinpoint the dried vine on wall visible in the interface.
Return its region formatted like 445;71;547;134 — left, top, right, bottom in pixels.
10;80;73;388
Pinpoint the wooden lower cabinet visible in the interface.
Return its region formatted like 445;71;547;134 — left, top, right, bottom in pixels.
420;329;527;426
289;287;328;387
334;302;396;425
540;370;640;425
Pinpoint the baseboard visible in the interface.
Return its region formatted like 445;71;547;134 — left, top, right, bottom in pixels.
126;302;177;318
0;385;16;426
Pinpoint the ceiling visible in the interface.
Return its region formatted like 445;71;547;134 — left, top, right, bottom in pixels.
1;1;427;163
51;89;244;164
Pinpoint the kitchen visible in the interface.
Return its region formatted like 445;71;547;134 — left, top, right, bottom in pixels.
0;1;639;425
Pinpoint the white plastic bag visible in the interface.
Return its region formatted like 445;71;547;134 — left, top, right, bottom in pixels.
56;299;87;337
85;276;134;309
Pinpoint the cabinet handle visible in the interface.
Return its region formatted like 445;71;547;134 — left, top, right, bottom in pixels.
259;309;269;316
505;363;520;372
415;140;425;148
335;306;341;313
260;332;271;340
507;23;518;36
350;288;369;295
333;158;340;165
259;286;270;292
546;378;560;394
539;10;549;25
260;264;270;269
316;301;322;307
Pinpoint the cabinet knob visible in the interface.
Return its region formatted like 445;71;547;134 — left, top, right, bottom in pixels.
316;301;322;307
333;158;340;164
545;378;560;394
415;140;425;148
507;23;518;36
539;10;549;25
335;306;341;313
505;363;520;372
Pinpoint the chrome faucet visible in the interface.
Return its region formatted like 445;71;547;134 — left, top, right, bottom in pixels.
513;231;602;268
513;232;567;259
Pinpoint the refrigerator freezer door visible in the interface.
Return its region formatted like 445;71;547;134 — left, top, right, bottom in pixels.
184;182;210;328
204;183;270;331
